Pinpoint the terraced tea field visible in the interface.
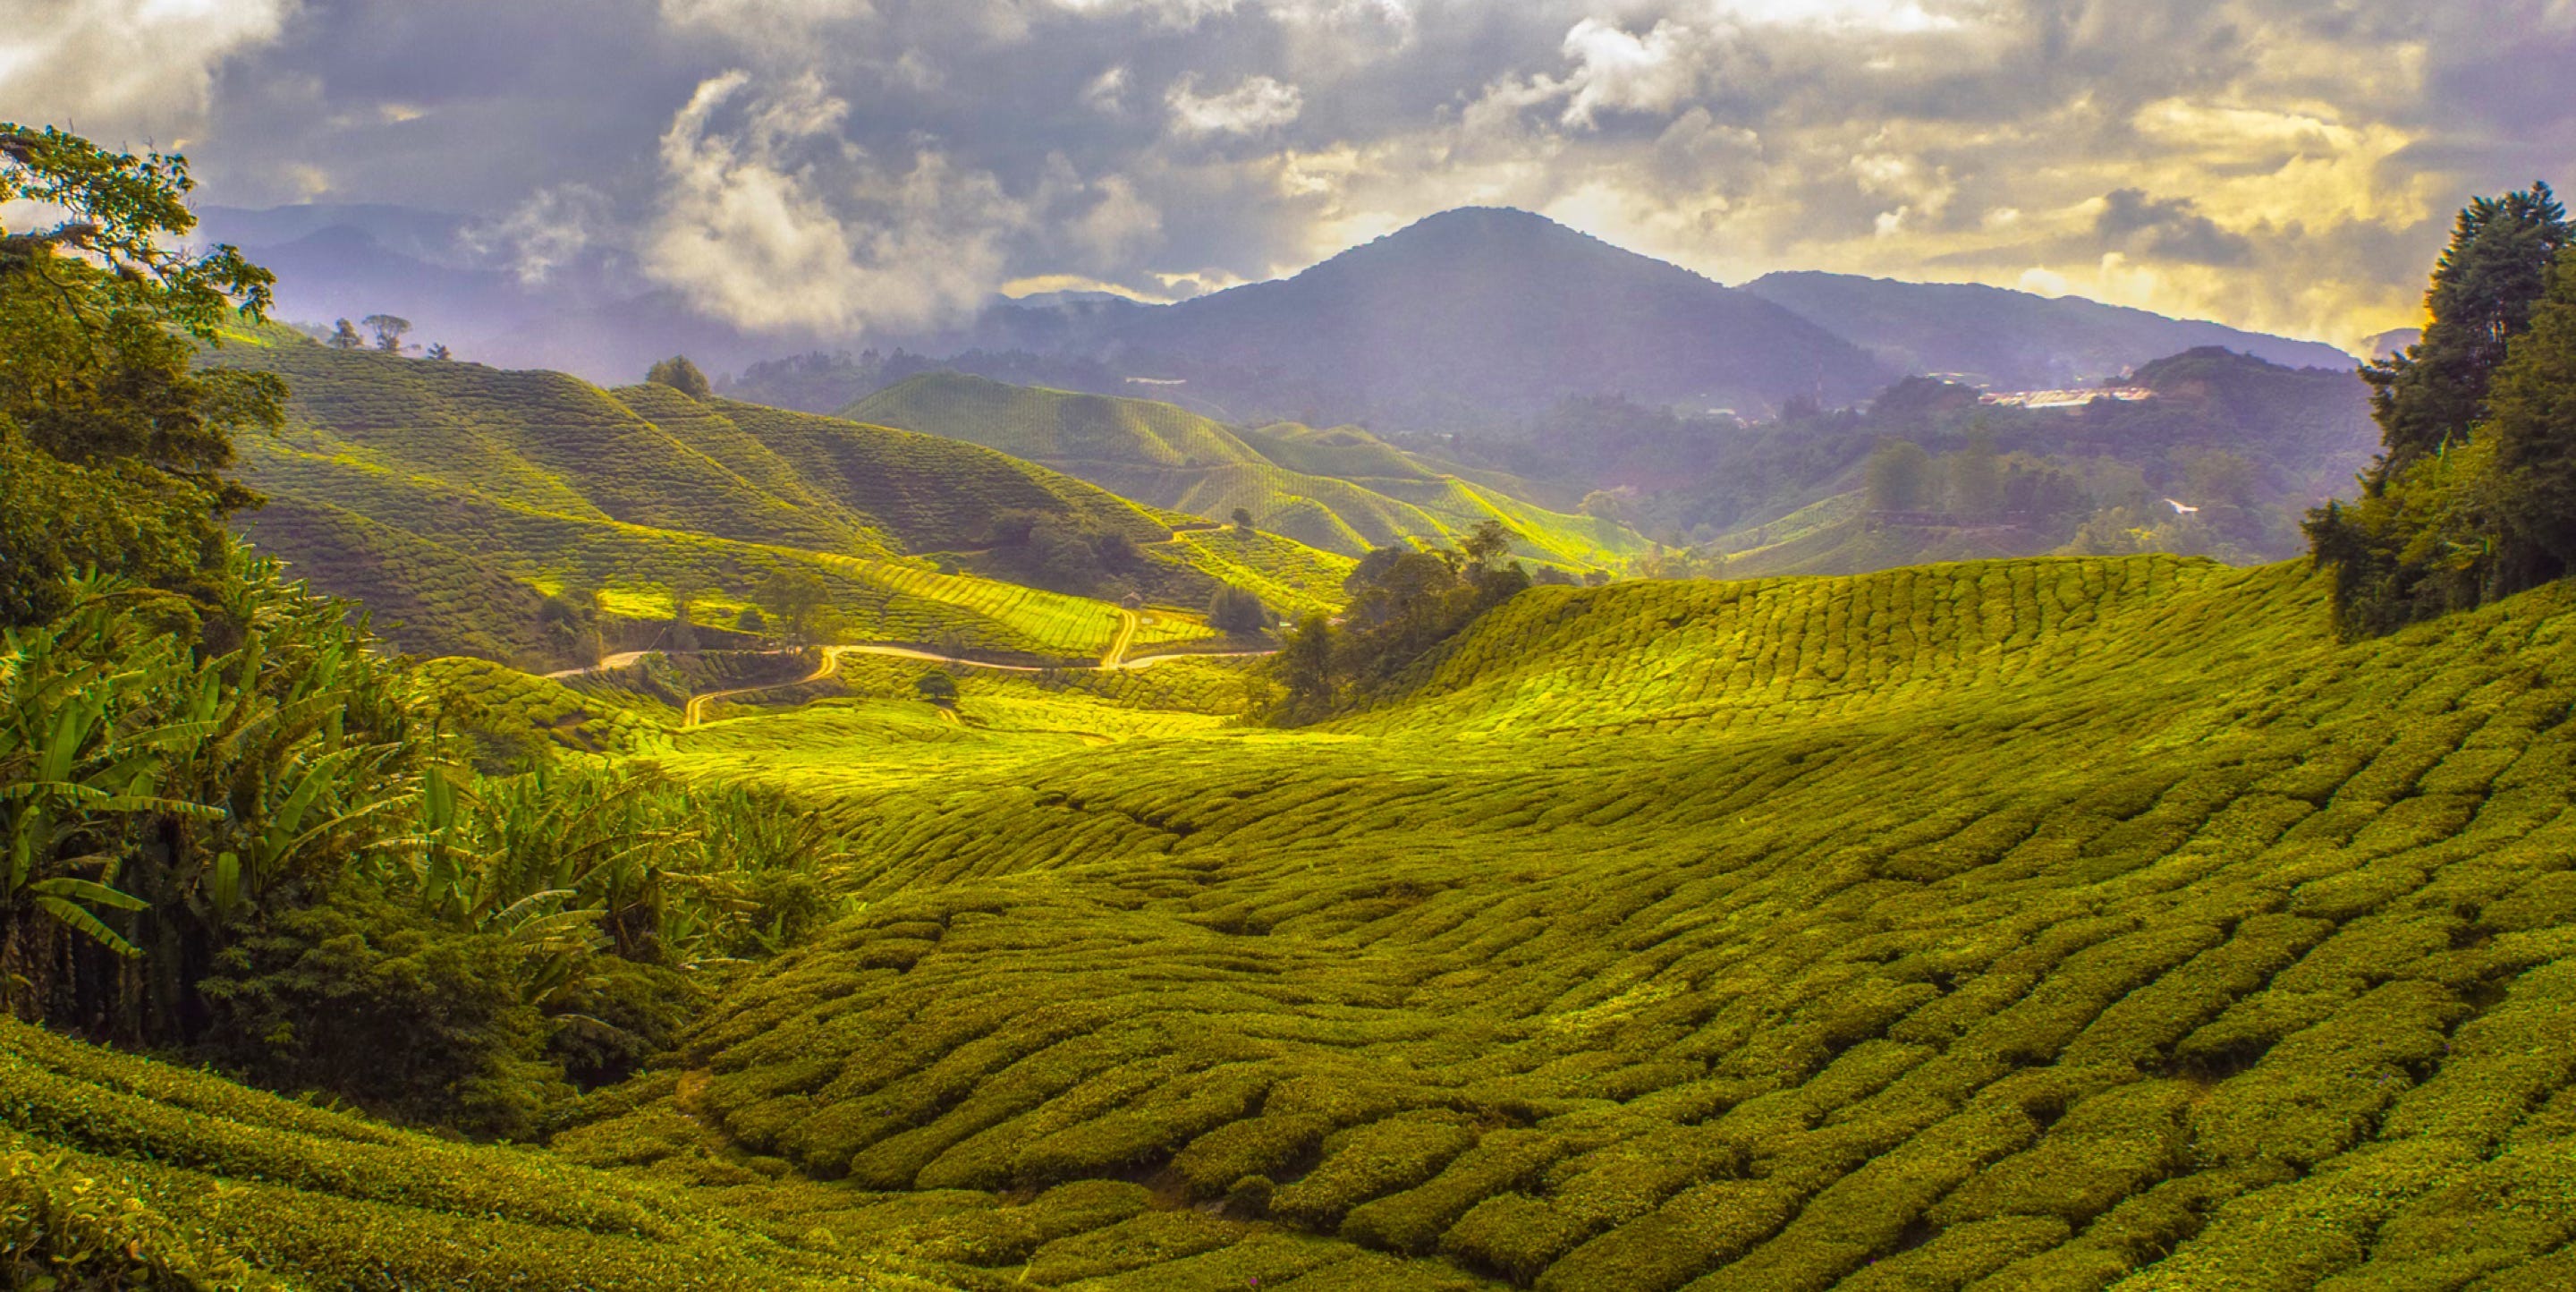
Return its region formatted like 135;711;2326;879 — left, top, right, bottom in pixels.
578;554;2576;1290
214;337;1339;665
844;373;1646;569
0;1018;961;1290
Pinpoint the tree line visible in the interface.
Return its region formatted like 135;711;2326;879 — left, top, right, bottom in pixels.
1262;520;1529;724
2306;183;2576;635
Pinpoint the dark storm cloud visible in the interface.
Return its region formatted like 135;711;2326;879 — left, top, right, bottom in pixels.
2097;189;2253;266
4;0;2567;348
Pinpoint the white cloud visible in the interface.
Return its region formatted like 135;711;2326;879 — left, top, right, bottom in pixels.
659;0;875;31
1082;64;1131;115
0;0;293;135
1558;19;1706;127
1707;0;1961;33
643;70;1028;335
1047;0;1241;27
462;184;615;285
1165;73;1304;138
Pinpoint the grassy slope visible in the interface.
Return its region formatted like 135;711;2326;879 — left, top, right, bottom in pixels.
1713;493;2056;580
589;554;2576;1290
842;373;1647;569
0;1018;963;1290
221;339;1337;662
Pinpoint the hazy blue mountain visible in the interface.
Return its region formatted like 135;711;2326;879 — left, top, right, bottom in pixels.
1101;208;1894;429
1741;270;2358;389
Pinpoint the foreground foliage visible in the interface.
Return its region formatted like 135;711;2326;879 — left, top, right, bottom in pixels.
0;1016;960;1289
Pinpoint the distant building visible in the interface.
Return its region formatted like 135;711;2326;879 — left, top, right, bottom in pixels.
1978;387;2154;409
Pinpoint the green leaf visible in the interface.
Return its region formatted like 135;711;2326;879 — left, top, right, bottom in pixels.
26;876;148;912
34;896;140;958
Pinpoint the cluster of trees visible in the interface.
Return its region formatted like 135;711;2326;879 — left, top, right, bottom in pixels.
647;354;713;399
321;313;447;358
0;123;849;1135
1863;431;2093;524
1207;583;1269;635
1265;521;1529;724
982;508;1146;598
2306;183;2576;635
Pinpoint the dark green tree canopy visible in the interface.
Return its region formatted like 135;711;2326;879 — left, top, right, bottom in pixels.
1208;583;1268;635
2307;183;2576;634
2485;252;2576;589
648;354;713;399
0;123;284;625
2363;183;2570;482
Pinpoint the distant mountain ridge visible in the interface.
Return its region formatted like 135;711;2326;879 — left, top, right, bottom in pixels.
1741;271;2357;390
1084;207;1894;427
205;201;2359;431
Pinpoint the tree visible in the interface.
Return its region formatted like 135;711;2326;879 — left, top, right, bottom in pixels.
1208;584;1268;635
914;670;959;705
2308;183;2576;634
1945;428;2004;519
648;354;712;399
2486;250;2576;592
1274;613;1335;709
665;576;708;652
1866;439;1934;512
426;343;452;360
0;123;284;625
326;318;364;349
735;605;767;634
753;566;832;645
1231;506;1255;532
1579;489;1632;523
1459;520;1513;569
361;313;412;353
2362;183;2571;481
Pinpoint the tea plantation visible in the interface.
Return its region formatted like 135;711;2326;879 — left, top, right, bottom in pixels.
0;1017;963;1290
843;373;1646;569
216;339;1350;665
19;550;2576;1289
573;553;2576;1290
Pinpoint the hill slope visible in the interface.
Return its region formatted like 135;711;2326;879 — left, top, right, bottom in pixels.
605;554;2576;1289
217;337;1353;663
842;372;1648;566
0;1017;961;1289
1741;271;2357;388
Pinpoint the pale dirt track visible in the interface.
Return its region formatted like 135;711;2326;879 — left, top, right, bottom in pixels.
667;638;1273;728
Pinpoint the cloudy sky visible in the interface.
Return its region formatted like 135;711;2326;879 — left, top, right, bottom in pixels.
6;0;2572;351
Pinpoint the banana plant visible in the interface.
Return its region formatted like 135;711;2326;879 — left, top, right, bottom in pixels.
0;591;225;966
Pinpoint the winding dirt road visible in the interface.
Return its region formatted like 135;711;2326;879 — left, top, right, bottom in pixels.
668;636;1272;728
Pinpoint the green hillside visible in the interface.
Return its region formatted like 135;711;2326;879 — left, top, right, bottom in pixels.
0;1016;962;1290
217;340;1354;664
841;373;1647;569
553;553;2576;1290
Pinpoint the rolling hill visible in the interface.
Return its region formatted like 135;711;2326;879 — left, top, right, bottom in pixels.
23;549;2576;1288
214;334;1355;666
1741;271;2357;390
841;372;1649;568
548;550;2576;1290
